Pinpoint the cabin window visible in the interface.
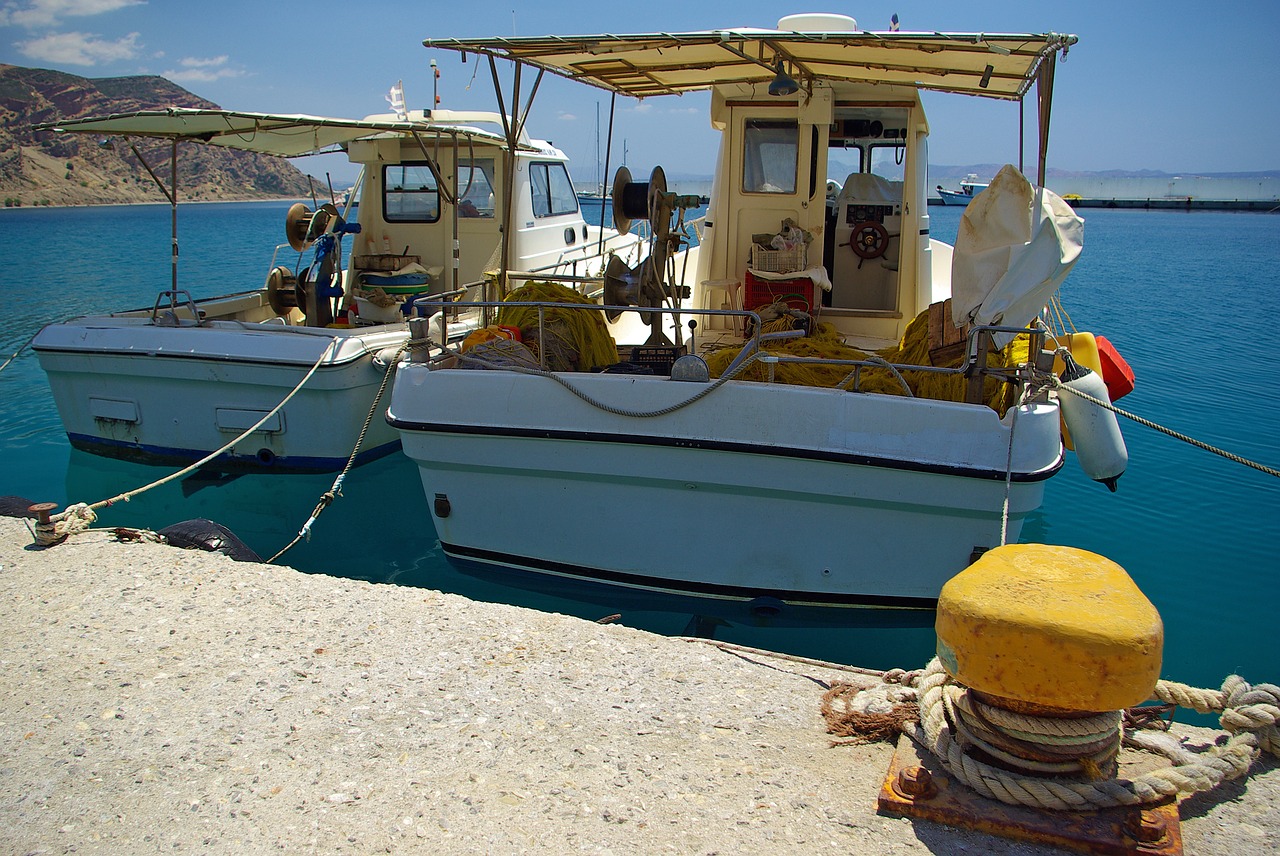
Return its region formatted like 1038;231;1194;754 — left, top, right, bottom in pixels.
742;120;798;194
530;162;579;217
383;164;440;223
868;144;907;181
458;158;496;218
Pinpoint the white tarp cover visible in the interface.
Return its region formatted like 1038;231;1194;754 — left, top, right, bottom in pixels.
837;174;901;207
950;164;1083;345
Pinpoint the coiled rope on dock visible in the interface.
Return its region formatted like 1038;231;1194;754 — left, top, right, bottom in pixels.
31;339;342;548
824;658;1280;811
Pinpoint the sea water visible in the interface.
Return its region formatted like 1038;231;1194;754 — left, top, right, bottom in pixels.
1;200;1278;698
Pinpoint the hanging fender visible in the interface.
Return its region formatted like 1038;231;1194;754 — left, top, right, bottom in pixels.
1057;352;1127;492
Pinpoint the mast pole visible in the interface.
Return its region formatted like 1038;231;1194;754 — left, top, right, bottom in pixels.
170;139;179;291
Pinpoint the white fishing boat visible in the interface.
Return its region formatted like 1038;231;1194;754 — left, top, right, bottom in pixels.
31;107;641;471
936;173;990;205
388;14;1125;609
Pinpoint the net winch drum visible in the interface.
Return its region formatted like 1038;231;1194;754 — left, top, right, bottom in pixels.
285;202;339;252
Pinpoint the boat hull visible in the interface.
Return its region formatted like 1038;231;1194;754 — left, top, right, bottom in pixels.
34;317;407;472
936;189;974;206
388;366;1063;608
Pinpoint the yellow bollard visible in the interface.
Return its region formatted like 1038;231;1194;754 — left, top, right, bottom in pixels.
935;544;1163;712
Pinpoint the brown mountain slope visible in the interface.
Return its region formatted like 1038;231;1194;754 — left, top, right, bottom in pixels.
0;64;314;207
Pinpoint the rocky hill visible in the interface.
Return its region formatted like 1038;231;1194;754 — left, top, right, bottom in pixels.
0;64;313;207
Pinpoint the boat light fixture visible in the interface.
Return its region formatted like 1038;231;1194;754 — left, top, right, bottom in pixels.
768;60;799;96
979;64;994;88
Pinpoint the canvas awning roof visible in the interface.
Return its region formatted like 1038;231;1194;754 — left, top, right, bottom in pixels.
423;28;1076;101
33;108;512;157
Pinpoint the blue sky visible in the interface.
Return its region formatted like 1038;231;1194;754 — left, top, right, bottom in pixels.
2;0;1277;182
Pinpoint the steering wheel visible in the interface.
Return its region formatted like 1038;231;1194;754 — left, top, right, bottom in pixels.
848;220;890;260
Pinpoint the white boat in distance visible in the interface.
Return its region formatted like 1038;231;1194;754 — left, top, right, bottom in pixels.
388;14;1118;610
32;108;641;471
936;173;990;205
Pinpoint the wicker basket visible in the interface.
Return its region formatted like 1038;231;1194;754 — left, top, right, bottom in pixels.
749;244;807;273
354;254;421;272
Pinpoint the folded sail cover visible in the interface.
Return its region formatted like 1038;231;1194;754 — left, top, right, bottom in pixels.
950;165;1084;345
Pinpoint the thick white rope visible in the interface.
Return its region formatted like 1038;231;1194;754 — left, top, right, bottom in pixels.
892;658;1277;811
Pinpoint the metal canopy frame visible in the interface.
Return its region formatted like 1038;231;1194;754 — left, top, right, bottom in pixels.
423;29;1076;102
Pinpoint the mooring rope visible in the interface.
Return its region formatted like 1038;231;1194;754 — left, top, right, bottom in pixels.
0;331;37;374
1049;374;1280;478
32;339;342;548
268;342;408;564
832;658;1279;811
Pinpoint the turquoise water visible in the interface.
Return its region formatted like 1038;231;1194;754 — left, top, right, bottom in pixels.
2;201;1278;697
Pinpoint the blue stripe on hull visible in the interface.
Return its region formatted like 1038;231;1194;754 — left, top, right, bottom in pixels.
67;433;402;474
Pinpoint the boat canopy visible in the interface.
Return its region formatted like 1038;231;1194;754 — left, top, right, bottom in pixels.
422;28;1077;100
33;108;514;157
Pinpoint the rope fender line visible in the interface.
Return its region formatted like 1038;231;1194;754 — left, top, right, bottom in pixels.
458;346;769;419
30;339;343;549
1048;373;1280;478
830;658;1279;811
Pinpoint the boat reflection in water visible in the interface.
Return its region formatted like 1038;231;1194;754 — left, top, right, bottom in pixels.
63;450;936;669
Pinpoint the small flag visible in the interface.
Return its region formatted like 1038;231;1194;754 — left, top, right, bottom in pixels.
890;13;900;32
385;80;407;121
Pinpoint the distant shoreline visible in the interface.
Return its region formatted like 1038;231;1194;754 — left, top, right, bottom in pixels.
0;195;308;212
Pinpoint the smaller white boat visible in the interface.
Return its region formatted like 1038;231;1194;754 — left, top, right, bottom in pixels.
936;174;989;205
32;106;641;472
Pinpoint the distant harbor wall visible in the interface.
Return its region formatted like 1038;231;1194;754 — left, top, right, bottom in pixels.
1046;175;1279;203
582;176;1279;212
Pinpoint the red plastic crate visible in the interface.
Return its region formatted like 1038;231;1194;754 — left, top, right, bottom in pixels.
744;270;815;312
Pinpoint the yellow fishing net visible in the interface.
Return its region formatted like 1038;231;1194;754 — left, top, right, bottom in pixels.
705;308;1030;414
496;281;620;372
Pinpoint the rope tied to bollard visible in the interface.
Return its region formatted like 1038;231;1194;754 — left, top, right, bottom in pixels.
823;658;1280;811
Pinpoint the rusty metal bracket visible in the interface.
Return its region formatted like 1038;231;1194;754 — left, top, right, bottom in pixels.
877;735;1182;855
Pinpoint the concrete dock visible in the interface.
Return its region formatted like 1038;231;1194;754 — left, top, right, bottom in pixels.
0;517;1275;854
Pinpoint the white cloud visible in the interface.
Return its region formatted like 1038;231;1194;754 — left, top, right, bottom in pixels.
557;111;577;121
16;28;140;64
162;55;243;83
0;0;145;28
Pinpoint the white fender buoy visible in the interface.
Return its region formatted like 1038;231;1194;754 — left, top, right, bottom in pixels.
1058;353;1127;492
